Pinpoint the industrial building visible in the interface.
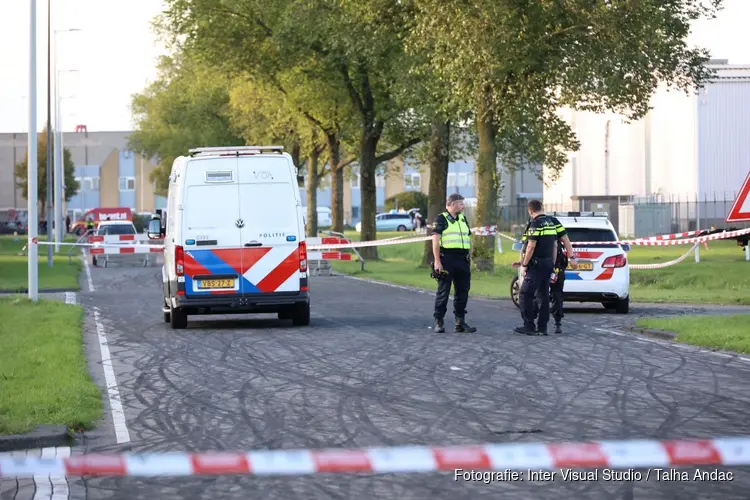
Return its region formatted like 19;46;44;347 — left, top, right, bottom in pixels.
544;60;750;236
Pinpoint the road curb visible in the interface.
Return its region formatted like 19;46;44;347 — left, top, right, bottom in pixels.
0;425;72;452
625;325;677;341
0;287;79;294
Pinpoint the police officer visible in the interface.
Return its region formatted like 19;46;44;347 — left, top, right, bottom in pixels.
431;193;477;334
547;215;578;333
512;200;558;336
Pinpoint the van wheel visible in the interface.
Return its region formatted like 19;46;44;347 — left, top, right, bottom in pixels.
614;297;629;314
170;306;188;329
292;301;311;326
397;225;406;231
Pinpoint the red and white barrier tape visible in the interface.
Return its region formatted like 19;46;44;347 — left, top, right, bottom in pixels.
1;437;749;478
570;228;750;247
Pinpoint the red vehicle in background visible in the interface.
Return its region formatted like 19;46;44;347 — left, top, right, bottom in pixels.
70;207;133;235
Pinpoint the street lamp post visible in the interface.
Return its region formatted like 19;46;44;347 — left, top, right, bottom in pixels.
53;28;80;252
46;0;53;267
28;0;39;301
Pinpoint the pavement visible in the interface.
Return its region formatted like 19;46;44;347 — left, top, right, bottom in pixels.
3;254;750;499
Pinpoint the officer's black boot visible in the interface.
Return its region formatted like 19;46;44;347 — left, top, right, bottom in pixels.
455;316;477;333
554;322;563;334
433;317;445;333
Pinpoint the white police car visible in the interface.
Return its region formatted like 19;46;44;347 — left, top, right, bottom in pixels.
511;211;631;314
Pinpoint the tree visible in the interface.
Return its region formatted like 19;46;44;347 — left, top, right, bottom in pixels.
409;0;723;271
128;52;246;194
14;124;79;215
156;0;429;257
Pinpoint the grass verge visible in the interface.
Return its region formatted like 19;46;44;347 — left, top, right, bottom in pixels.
330;231;750;305
635;315;750;354
0;296;102;435
0;235;81;291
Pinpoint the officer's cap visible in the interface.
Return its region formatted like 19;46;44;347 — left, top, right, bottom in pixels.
446;193;465;204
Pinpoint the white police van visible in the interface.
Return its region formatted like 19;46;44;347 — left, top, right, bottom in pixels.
148;146;310;329
512;211;631;314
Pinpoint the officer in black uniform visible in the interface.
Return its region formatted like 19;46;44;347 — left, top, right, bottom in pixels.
547;215;578;333
431;193;477;334
513;200;558;336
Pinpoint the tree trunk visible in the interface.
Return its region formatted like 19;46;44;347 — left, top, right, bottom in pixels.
358;132;380;260
474;89;499;272
326;133;345;233
306;148;320;237
422;117;450;267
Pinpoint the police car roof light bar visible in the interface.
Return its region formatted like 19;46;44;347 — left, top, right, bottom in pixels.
551;211;609;218
188;146;285;157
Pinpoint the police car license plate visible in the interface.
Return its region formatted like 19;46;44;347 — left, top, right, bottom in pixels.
198;278;234;289
575;262;594;271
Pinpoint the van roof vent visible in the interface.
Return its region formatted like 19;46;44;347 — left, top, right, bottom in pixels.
189;146;284;157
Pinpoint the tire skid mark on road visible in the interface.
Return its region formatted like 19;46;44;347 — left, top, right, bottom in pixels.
74;266;750;500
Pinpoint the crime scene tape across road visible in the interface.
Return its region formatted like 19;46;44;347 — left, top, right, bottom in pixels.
1;436;749;478
306;227;750;250
30;227;750;252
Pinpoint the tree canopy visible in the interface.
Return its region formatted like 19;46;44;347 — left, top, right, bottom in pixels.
14;125;79;213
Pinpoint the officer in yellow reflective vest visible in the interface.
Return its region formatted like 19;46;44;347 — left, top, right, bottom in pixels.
431;193;477;334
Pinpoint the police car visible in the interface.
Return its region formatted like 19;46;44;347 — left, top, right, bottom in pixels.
511;211;631;314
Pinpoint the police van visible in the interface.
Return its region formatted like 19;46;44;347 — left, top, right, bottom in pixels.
512;211;631;314
148;146;310;329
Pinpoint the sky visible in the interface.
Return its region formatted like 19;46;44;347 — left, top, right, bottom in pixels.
0;0;749;134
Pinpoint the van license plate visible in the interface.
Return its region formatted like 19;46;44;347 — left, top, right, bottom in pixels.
198;279;234;289
575;262;594;271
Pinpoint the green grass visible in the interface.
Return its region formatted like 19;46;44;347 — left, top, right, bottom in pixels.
635;315;750;354
0;235;82;291
329;231;750;305
0;296;103;435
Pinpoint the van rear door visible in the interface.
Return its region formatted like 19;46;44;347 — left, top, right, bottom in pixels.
180;158;244;297
236;155;302;295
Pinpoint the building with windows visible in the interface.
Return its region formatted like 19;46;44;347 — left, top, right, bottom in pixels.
2;128;544;228
0;129;165;221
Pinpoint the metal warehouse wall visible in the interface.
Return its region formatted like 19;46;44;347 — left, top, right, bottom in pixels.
697;79;750;204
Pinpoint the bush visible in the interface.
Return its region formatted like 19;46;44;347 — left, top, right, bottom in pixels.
384;191;428;216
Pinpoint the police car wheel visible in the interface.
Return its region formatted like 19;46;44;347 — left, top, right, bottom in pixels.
510;276;520;308
163;310;171;323
614;297;629;314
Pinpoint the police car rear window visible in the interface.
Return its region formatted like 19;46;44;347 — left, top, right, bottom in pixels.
100;224;136;235
566;228;619;247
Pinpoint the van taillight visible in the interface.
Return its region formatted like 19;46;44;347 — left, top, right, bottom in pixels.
175;245;185;276
299;241;308;272
602;254;627;268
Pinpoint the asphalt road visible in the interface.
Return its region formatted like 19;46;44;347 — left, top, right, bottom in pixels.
8;255;750;499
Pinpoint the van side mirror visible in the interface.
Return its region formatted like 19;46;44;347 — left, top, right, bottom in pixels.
297;175;304;188
621;244;631;252
147;219;163;239
512;242;523;252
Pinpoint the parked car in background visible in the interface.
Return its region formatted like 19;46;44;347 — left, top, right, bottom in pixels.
302;206;333;227
355;212;415;232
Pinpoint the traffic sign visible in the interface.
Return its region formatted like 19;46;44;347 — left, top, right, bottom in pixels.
726;170;750;223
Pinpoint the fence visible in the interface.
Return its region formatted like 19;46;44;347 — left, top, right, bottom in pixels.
460;195;750;239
